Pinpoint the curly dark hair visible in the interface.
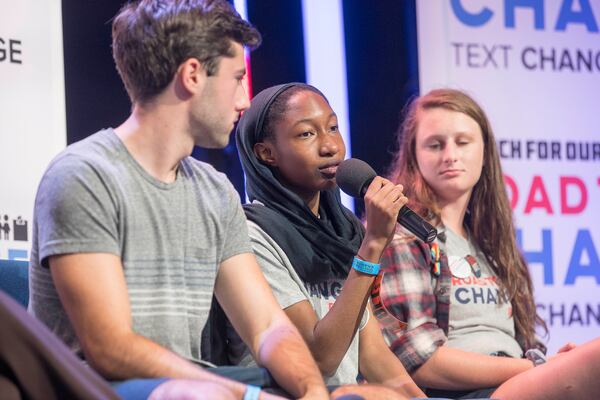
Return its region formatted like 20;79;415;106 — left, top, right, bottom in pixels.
112;0;261;104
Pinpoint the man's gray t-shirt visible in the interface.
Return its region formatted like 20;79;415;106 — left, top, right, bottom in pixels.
231;220;368;385
29;129;252;363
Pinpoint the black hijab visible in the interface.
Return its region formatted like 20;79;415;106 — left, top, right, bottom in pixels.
235;83;365;284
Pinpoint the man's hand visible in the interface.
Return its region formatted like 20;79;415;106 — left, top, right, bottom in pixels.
215;252;328;399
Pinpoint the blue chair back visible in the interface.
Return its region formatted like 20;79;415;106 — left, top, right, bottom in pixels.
0;259;29;308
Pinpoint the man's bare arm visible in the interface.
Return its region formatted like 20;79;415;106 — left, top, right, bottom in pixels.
215;252;328;399
50;253;247;395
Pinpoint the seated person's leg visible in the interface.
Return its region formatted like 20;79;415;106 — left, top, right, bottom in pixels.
111;378;168;400
493;337;600;400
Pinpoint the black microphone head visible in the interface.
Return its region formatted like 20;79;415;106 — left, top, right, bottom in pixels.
336;158;377;198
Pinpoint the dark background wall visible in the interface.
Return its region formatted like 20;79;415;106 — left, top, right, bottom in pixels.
62;1;130;143
61;0;418;216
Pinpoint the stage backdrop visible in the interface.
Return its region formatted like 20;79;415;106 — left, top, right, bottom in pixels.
0;0;66;261
416;0;600;353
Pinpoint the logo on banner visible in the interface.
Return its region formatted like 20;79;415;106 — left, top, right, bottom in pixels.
498;140;600;162
0;214;28;242
449;0;600;73
0;37;23;64
451;0;599;31
417;0;600;353
0;212;30;261
0;4;65;260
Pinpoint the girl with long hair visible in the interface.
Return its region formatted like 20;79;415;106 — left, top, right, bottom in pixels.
378;88;600;399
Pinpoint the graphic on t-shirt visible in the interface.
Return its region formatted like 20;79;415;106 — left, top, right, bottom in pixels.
451;275;510;309
304;280;342;311
304;280;342;300
449;254;481;278
445;231;520;356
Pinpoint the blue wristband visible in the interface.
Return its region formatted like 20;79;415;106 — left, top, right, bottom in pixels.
352;257;380;275
243;385;261;400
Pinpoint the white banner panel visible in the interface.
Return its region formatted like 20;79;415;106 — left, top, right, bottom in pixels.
417;0;600;353
302;0;353;211
0;0;66;261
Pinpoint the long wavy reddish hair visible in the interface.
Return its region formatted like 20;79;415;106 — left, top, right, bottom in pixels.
388;88;546;349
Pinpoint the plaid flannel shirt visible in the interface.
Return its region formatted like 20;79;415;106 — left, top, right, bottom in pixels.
378;230;452;373
378;229;533;373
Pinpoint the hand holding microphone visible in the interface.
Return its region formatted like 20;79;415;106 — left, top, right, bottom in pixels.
360;175;408;250
336;158;438;243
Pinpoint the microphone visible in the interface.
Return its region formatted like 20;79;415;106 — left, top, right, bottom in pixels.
336;158;438;243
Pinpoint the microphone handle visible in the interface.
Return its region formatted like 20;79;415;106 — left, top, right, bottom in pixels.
358;178;437;243
397;206;438;243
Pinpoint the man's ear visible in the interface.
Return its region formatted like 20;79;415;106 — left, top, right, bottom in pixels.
177;57;206;96
254;142;278;167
